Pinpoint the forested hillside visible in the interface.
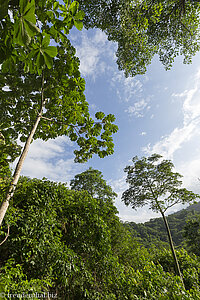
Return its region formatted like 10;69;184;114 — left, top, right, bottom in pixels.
125;202;200;248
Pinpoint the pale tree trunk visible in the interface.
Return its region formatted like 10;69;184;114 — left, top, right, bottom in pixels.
161;211;185;288
0;72;45;227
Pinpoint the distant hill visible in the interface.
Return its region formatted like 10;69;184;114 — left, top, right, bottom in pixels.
124;202;200;248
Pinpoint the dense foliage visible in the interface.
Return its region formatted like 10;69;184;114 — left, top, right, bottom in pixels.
0;0;118;164
184;213;200;256
0;175;200;299
78;0;200;76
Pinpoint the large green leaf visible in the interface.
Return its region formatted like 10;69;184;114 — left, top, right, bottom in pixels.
35;34;58;70
69;1;79;16
44;46;58;58
43;52;53;69
13;0;39;46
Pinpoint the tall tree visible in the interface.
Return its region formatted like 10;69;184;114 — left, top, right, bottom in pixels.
0;0;118;226
122;153;199;287
78;0;200;76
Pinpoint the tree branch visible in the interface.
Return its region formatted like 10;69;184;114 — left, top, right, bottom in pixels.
163;198;180;213
0;224;10;246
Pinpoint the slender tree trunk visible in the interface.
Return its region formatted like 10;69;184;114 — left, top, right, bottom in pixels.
0;73;45;227
161;211;185;288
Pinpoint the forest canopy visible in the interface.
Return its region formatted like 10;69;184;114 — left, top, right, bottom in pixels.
1;175;200;299
78;0;200;76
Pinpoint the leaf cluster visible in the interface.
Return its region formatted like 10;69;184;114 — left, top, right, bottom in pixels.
0;0;85;73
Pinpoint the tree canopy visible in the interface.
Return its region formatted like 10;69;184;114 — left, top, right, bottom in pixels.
0;0;118;163
122;154;198;213
184;215;200;256
78;0;200;76
70;167;117;201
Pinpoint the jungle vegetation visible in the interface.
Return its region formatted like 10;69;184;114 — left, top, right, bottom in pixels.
1;0;200;299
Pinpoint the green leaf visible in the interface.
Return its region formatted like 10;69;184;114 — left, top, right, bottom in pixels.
74;20;83;31
42;34;50;48
24;19;40;37
13;0;39;46
44;46;58;58
43;52;53;69
53;1;59;11
69;1;78;16
75;10;85;20
36;52;44;69
95;112;105;120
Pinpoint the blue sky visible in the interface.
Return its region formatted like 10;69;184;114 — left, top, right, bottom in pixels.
20;27;200;223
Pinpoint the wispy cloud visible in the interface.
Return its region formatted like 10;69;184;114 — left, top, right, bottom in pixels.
71;29;116;78
111;70;151;118
143;69;200;160
125;99;150;118
111;73;144;102
142;68;200;192
143;121;199;159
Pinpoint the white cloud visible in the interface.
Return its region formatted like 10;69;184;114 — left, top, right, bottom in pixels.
119;207;160;223
125;99;150;118
143;120;199;159
72;29;116;78
144;68;200;158
14;137;84;185
177;158;200;193
111;72;144;103
111;71;152;118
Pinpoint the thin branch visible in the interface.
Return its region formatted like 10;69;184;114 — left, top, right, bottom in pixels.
163;199;180;213
0;224;10;246
179;20;193;36
40;116;55;122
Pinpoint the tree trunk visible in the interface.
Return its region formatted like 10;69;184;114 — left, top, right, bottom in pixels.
161;211;185;288
0;73;45;227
